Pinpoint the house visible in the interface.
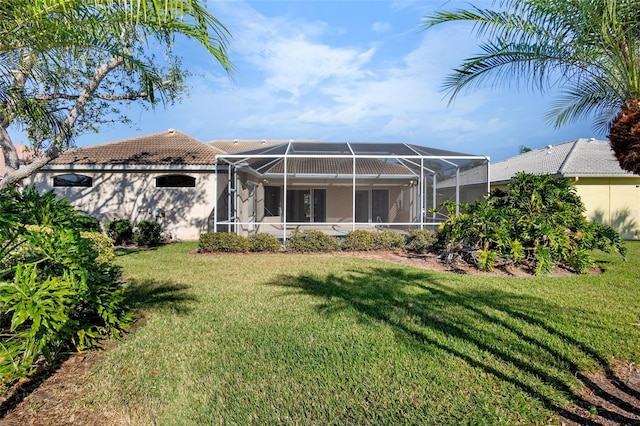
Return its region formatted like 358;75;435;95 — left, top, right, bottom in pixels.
447;138;640;240
27;130;490;241
27;130;221;240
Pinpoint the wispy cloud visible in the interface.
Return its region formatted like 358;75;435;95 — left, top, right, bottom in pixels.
59;0;596;161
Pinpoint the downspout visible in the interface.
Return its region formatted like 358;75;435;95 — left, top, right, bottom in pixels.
213;158;218;232
420;157;424;229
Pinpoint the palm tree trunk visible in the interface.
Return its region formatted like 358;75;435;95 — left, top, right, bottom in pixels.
608;99;640;175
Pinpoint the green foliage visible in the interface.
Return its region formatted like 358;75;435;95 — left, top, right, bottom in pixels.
198;232;250;253
286;230;340;253
133;220;163;247
436;173;626;274
342;230;377;251
534;245;555;276
0;186;97;232
0;0;232;188
341;230;406;251
106;219;133;246
0;186;129;386
404;229;438;253
566;248;595;274
81;231;115;264
509;240;525;264
248;233;281;253
423;0;640;135
477;249;498;272
373;230;406;250
582;221;627;258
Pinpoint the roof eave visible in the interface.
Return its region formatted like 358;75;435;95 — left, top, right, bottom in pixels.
40;164;224;172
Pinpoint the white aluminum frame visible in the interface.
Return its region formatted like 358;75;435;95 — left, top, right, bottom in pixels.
213;143;490;243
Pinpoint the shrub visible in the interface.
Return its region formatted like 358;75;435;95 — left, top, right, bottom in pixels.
106;219;133;245
286;230;340;252
342;230;376;251
248;233;281;252
199;232;250;253
435;173;626;274
405;229;437;253
133;220;163;247
81;231;116;263
373;230;406;250
509;240;525;264
477;249;498;272
0;186;130;386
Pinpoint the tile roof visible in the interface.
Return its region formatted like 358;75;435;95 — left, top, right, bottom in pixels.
49;130;218;166
261;158;414;176
490;138;637;182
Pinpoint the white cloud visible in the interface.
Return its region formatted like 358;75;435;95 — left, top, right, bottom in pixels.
372;21;392;34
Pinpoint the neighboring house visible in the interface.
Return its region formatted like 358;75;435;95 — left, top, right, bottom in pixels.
28;130;490;241
0;144;36;180
448;138;640;240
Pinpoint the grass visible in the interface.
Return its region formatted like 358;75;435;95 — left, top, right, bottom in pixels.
76;242;640;425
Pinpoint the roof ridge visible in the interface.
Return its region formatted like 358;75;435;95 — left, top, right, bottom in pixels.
558;138;582;175
70;129;200;150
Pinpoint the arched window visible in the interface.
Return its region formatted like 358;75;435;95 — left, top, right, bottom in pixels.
53;174;93;187
156;174;196;188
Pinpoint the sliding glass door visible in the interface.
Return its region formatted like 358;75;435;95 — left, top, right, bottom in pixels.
355;189;389;223
286;189;326;222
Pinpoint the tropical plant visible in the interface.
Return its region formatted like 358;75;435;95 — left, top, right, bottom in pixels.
423;0;640;174
0;0;231;188
435;173;625;274
0;186;129;386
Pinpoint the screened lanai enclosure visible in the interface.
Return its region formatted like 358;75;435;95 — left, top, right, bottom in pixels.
212;142;489;240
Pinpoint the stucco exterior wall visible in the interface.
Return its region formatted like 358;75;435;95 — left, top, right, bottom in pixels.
574;177;640;240
27;170;217;241
490;178;640;240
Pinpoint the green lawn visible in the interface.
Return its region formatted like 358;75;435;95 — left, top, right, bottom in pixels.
80;242;639;425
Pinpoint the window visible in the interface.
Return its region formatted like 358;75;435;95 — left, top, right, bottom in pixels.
53;174;92;187
156;175;196;188
264;186;280;217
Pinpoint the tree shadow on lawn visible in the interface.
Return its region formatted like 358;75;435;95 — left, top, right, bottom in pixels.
266;266;640;425
124;278;198;315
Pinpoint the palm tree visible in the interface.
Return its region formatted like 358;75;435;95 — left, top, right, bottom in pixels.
0;0;231;187
423;0;640;174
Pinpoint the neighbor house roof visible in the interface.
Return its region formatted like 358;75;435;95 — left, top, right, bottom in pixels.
490;138;637;183
48;130;219;168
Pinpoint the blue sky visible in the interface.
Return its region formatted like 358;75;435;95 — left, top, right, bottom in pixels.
14;0;599;161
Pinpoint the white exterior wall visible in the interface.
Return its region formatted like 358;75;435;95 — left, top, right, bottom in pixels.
27;170;217;241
